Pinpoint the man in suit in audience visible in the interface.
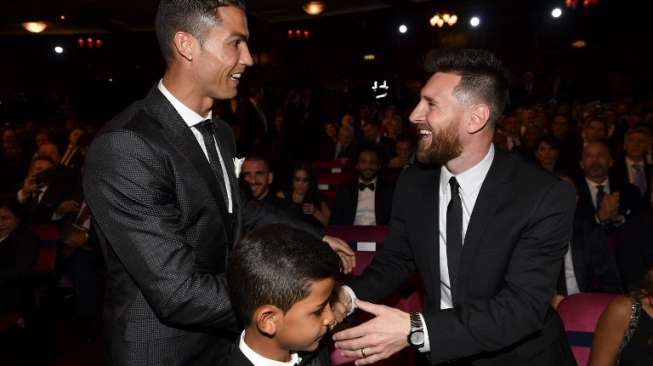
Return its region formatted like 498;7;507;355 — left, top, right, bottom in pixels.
82;2;353;365
240;85;268;154
333;48;577;365
330;146;394;226
16;156;81;225
239;155;298;218
320;125;357;163
612;127;652;208
574;141;647;290
361;120;395;163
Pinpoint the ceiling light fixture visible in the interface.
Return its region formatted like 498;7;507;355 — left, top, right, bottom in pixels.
303;1;325;16
22;21;48;33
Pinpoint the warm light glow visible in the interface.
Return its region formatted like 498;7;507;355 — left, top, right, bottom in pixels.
60;15;66;21
303;1;325;16
22;22;48;33
571;40;587;48
430;13;458;28
552;8;563;18
399;25;408;34
54;46;64;54
470;16;481;27
363;54;376;61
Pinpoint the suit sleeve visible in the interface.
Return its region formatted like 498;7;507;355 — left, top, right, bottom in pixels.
83;131;237;330
423;180;576;363
347;173;417;302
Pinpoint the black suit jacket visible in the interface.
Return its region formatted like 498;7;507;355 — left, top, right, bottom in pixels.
0;226;40;310
83;86;322;366
574;175;643;223
348;150;577;365
329;178;394;225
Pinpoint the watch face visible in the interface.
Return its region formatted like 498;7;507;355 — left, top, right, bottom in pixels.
410;331;424;346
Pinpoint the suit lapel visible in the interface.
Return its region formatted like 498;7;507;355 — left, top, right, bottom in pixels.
414;167;441;304
143;86;229;218
455;150;513;302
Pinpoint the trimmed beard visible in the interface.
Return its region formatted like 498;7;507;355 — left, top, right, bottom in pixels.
416;120;463;165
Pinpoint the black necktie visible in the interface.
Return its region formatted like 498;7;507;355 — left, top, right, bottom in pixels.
196;120;229;209
595;184;605;210
359;182;375;191
447;176;463;303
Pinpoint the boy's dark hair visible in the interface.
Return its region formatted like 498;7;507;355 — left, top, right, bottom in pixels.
155;0;246;64
227;224;341;326
424;48;510;127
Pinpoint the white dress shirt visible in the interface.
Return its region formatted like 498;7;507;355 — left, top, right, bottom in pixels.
158;80;233;213
438;145;495;310
585;177;610;210
239;331;301;366
354;178;377;226
563;244;580;295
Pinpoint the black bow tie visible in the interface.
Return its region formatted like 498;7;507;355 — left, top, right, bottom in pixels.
359;182;375;191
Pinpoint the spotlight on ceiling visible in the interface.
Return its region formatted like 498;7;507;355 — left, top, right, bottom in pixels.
54;46;64;54
470;16;481;27
22;21;48;33
551;7;563;18
399;24;408;34
303;1;325;16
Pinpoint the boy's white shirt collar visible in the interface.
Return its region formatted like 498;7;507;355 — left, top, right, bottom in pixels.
239;331;301;366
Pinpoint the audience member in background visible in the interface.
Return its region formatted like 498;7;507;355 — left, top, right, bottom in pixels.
60;128;86;171
320;125;357;164
226;224;338;366
0;199;39;312
16;156;81;225
34;131;52;149
330;147;394;226
581;116;608;145
589;268;653;366
240;156;295;215
1;137;29;194
387;136;414;170
241;84;268;154
551;114;581;172
382;115;403;141
553;173;622;309
575;142;649;290
535;137;561;172
277;163;330;227
517;124;545;162
574;141;642;224
612;127;652;208
501;114;522;151
361;120;394;162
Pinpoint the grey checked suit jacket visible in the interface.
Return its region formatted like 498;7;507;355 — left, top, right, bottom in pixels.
83;86;322;366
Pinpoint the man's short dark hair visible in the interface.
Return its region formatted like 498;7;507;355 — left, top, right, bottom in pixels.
424;48;510;127
227;224;340;326
356;144;381;164
155;0;246;64
244;154;271;172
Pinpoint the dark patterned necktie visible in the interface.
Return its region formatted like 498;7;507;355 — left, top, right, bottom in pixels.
195;120;229;208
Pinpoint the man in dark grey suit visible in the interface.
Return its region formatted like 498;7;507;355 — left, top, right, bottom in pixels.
83;1;353;365
332;49;577;365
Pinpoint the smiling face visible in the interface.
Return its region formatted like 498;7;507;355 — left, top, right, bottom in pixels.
192;6;253;100
274;278;336;352
409;72;464;165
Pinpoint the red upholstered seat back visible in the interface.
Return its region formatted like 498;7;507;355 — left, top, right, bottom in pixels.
557;293;618;366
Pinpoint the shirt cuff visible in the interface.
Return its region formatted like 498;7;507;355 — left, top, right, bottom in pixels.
418;313;430;353
341;285;358;316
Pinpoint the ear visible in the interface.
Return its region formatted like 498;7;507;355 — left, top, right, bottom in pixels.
268;173;274;185
172;31;196;62
254;305;283;337
466;104;491;134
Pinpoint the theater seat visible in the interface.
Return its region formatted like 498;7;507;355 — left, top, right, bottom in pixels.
316;173;356;191
557;292;618;366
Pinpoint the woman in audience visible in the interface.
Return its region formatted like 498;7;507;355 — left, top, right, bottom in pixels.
535;137;561;172
277;163;330;227
589;268;653;365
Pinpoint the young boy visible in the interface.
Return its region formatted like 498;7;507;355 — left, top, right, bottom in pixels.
226;224;340;366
